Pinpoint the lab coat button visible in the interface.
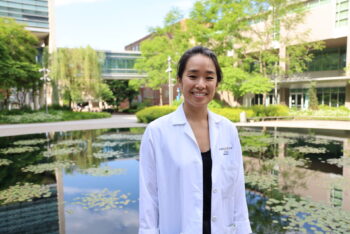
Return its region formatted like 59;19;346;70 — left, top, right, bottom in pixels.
211;216;217;222
213;188;217;193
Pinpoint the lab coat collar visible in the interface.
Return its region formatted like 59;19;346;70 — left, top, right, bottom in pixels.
171;104;222;126
171;104;222;155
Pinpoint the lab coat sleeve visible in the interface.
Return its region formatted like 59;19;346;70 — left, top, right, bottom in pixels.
139;126;160;234
232;126;252;234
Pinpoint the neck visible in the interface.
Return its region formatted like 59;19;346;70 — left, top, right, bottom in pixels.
183;102;208;122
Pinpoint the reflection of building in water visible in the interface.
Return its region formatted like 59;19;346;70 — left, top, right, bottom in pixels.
244;128;350;211
0;184;59;233
0;167;66;234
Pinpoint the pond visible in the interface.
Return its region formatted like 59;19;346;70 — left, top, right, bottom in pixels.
0;127;349;234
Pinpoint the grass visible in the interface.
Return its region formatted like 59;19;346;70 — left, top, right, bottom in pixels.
0;110;111;124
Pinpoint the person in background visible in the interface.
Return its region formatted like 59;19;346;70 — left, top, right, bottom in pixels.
139;46;252;234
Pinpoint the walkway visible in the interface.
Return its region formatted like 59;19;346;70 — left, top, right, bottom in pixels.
235;120;350;131
0;116;349;137
0;114;147;137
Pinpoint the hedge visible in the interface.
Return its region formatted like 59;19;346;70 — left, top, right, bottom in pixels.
136;106;176;123
136;105;254;123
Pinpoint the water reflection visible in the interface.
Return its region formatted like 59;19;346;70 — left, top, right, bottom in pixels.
0;128;141;234
240;127;350;233
0;127;349;233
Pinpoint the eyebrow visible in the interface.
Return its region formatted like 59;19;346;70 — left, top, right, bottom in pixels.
187;69;216;74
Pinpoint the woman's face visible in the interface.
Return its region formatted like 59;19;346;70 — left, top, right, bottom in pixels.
179;54;218;109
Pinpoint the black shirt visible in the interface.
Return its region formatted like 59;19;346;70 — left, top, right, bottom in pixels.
201;149;212;234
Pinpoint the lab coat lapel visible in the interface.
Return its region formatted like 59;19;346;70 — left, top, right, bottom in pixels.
208;110;220;183
171;104;198;148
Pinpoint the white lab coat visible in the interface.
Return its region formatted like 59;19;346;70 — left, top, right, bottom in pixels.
139;105;252;234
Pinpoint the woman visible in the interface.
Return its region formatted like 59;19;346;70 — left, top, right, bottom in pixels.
139;46;251;234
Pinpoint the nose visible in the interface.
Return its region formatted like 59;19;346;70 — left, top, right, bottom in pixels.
195;77;206;89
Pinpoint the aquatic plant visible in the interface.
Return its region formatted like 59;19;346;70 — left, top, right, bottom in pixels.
78;166;126;176
266;196;350;233
0;159;12;166
0;183;51;205
13;139;48;146
55;139;87;146
22;161;75;174
327;157;350;167
97;134;142;141
72;188;137;211
0;146;40;154
43;148;83;157
245;173;279;191
92;141;133;148
294;146;327;154
92;151;124;159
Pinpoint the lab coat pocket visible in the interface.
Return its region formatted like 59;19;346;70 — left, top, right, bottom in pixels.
221;161;238;198
224;224;237;234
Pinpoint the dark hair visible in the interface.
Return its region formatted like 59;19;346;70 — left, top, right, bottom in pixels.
177;46;223;83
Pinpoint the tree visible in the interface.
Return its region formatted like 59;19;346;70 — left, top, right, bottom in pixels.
308;82;318;110
105;80;138;111
0;17;41;109
50;46;110;107
134;8;191;105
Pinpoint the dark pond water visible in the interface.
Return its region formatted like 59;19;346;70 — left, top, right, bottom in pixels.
0;127;349;234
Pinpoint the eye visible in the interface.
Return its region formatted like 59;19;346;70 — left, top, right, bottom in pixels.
206;76;214;80
188;75;197;79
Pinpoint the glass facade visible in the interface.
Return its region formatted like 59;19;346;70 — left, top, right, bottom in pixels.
307;47;346;72
0;0;48;28
102;52;140;76
335;0;349;27
317;87;346;107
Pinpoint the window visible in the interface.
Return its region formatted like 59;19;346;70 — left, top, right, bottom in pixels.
336;0;349;27
330;187;343;208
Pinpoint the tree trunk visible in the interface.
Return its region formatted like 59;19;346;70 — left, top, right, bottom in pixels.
159;87;163;106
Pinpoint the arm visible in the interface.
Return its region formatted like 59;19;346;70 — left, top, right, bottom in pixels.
232;126;252;234
139;127;159;234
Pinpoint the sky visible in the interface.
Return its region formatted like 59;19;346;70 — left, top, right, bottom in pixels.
55;0;196;51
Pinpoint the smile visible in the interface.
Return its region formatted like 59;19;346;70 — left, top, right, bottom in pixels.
192;92;207;97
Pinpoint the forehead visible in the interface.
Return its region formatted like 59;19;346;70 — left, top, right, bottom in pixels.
185;54;216;72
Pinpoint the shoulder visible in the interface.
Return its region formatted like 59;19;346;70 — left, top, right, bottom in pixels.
210;110;239;136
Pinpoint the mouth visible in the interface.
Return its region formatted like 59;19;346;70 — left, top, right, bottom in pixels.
191;92;207;97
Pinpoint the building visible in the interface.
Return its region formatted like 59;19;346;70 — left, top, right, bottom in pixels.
238;0;350;109
101;50;146;80
0;0;55;109
0;0;56;52
126;0;350;109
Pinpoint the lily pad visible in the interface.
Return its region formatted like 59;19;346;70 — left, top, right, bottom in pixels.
13;139;48;146
72;188;136;211
78;166;126;176
0;158;12;166
22;161;75;174
0;183;51;205
0;146;40;154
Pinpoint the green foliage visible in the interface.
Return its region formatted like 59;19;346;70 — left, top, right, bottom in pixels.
251;104;289;117
50;46;108;106
136;105;176;123
308;82;318;110
0;110;111;124
0;183;51;205
105;80;138;111
0;17;41;107
211;108;254;122
220;67;273;97
290;105;350;120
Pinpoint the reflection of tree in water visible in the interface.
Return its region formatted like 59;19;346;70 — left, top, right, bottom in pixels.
239;127;349;233
247;191;286;234
0;134;56;190
266;196;350;233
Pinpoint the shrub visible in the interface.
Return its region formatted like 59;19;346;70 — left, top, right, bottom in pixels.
251;105;289;117
136;106;176;123
211;108;254;122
